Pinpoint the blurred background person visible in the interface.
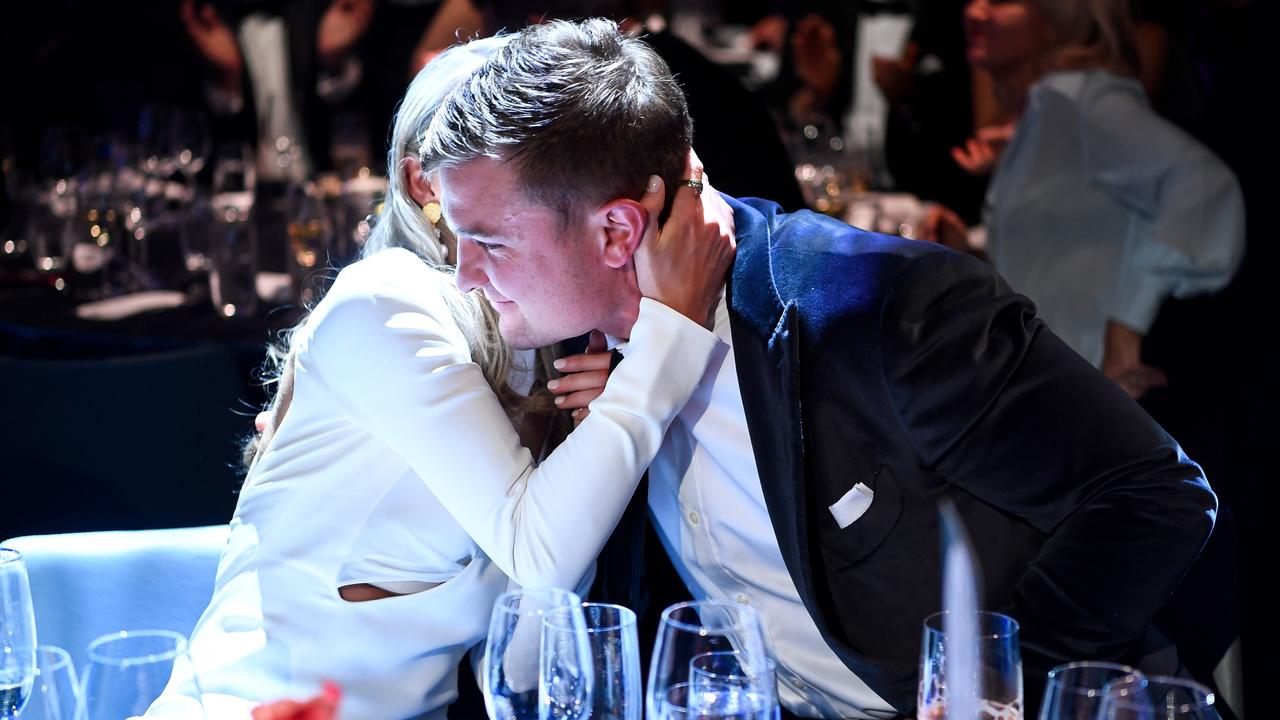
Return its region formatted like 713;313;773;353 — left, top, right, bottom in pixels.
919;0;1244;400
409;0;808;210
179;0;379;181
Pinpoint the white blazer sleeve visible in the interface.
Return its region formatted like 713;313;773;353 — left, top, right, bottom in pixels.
308;284;719;591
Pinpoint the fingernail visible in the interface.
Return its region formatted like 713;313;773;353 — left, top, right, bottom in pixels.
647;175;661;193
321;681;342;704
555;396;565;405
553;358;566;370
547;379;560;390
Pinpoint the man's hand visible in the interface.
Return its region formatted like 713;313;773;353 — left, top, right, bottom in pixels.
251;682;341;720
951;123;1016;177
317;0;375;71
1102;320;1168;399
792;14;841;105
918;203;974;253
549;331;610;427
180;0;244;95
634;150;736;329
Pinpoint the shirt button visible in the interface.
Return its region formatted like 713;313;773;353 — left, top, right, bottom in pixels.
687;511;701;526
735;593;750;605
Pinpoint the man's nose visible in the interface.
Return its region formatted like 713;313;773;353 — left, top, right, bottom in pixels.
454;238;486;293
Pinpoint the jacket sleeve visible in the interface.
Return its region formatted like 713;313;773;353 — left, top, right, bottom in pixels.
878;248;1216;662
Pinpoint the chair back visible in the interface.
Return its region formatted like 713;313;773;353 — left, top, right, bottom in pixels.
1;525;229;672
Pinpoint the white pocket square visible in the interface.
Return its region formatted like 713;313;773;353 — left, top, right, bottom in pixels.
829;482;875;529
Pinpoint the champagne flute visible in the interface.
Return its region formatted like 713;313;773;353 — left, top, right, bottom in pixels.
544;603;637;720
21;646;80;720
918;611;1023;720
0;549;37;720
207;143;259;317
647;601;769;720
483;588;586;720
1039;662;1143;720
1097;675;1217;720
80;630;188;720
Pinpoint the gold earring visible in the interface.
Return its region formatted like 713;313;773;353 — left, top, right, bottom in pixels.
423;201;442;225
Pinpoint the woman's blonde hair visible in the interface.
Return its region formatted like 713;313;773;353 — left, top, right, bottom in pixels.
1030;0;1140;76
245;36;533;468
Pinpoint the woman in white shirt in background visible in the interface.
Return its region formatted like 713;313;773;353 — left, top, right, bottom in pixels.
921;0;1244;398
145;34;735;720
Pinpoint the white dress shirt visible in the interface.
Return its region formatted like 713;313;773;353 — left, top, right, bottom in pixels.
633;292;897;719
986;69;1245;367
145;248;719;719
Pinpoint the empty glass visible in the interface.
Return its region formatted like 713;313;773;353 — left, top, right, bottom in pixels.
918;611;1022;720
20;646;80;720
1097;675;1217;720
1039;662;1143;720
647;601;769;720
544;603;639;720
688;651;778;719
80;629;187;720
0;549;37;720
483;588;589;720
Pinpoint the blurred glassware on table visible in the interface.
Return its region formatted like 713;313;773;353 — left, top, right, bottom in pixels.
287;181;337;306
791;113;858;219
647;600;770;720
80;629;197;720
0;549;38;720
918;611;1023;720
1038;662;1143;720
21;646;81;720
1096;675;1217;720
208;143;259;318
484;587;590;720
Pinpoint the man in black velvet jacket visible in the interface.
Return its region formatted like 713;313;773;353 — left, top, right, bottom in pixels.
423;19;1216;718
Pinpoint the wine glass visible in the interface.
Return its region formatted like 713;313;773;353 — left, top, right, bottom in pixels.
80;629;187;720
646;601;769;720
1097;675;1217;720
20;646;80;720
483;588;587;720
1039;662;1143;720
918;611;1022;720
207;143;259;317
137;106;209;181
0;549;37;720
688;651;778;719
287;182;336;305
544;603;638;720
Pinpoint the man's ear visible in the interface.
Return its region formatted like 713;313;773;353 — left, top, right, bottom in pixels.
402;156;437;207
593;198;649;269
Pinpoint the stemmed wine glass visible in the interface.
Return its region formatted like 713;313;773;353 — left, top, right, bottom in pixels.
80;629;190;720
1039;662;1143;720
20;646;81;720
647;600;770;720
1097;675;1218;720
0;549;37;720
483;588;591;720
687;650;779;719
